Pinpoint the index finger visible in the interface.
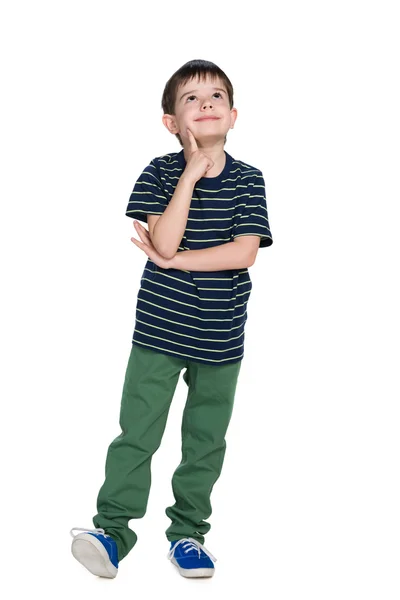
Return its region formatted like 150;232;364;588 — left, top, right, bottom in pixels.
187;127;198;153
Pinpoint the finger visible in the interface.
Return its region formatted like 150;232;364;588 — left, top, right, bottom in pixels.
187;127;198;153
134;221;150;241
131;234;146;245
134;220;147;231
131;237;149;255
134;225;145;242
135;221;149;235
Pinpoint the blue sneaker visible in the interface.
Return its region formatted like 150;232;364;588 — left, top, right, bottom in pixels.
70;527;119;578
167;537;217;578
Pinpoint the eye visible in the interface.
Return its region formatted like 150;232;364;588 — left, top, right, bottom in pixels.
186;92;223;102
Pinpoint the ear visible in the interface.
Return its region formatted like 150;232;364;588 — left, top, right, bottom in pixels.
230;107;238;129
162;114;179;135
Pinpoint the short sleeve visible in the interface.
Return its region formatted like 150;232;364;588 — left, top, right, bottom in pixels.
233;171;273;248
125;158;168;223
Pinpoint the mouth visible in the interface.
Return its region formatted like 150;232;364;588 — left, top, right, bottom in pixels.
195;117;220;121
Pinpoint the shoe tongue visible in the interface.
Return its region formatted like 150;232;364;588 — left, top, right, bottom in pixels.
170;539;190;549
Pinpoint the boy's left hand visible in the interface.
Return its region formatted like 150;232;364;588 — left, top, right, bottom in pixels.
131;220;175;269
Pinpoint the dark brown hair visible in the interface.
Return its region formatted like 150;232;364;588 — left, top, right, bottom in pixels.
161;59;234;147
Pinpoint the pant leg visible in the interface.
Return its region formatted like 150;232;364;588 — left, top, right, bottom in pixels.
93;343;185;561
165;357;242;544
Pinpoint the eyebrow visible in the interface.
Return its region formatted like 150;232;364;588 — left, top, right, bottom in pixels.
179;87;226;102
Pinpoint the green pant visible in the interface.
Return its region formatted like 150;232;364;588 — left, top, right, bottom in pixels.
92;343;242;561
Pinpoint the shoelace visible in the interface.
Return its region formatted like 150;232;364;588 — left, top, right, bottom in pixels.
70;527;111;538
167;537;217;563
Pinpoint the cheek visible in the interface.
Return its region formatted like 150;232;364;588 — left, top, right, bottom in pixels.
182;104;197;118
177;112;193;132
175;111;187;127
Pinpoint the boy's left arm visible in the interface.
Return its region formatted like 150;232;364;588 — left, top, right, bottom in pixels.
133;168;272;271
170;169;272;271
170;237;261;271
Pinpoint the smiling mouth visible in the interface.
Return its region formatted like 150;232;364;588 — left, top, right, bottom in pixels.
196;118;220;121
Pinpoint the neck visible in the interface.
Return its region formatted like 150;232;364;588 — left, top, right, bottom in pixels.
183;140;225;164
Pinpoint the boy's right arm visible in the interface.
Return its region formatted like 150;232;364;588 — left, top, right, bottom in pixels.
149;129;214;259
148;129;214;259
149;174;195;260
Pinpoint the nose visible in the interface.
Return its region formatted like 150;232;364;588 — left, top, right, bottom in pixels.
202;99;213;109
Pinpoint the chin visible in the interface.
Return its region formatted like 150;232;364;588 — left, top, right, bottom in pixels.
203;136;228;144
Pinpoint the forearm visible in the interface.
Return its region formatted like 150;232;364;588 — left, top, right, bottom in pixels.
170;242;252;271
152;175;195;259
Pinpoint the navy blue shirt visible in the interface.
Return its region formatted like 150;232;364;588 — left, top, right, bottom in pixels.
125;149;273;366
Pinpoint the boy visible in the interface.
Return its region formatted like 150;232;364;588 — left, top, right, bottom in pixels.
70;59;273;579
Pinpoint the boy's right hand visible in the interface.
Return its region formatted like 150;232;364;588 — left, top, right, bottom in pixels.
182;128;215;184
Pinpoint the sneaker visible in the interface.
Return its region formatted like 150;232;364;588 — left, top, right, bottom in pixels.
167;537;217;578
70;527;119;578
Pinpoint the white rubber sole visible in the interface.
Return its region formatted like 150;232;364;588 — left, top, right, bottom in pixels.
71;533;118;578
170;556;215;578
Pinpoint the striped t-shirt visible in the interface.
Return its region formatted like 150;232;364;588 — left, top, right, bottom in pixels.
125;149;273;366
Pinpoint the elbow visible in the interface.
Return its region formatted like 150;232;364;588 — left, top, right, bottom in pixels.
247;252;257;268
163;249;177;260
154;240;177;260
151;228;179;260
151;235;172;260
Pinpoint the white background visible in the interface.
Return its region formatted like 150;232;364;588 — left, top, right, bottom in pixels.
1;1;399;598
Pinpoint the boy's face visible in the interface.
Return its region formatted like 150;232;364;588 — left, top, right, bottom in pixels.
163;75;237;145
